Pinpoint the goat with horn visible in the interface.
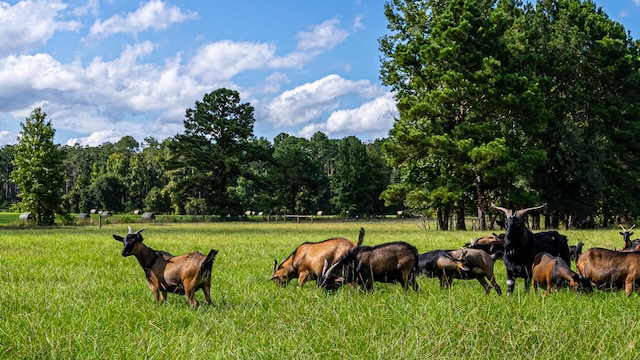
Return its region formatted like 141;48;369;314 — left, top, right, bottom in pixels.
491;203;571;295
113;227;218;307
619;224;640;252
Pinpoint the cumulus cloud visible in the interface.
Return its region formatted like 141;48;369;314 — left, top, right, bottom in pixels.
66;129;127;147
264;74;383;127
0;41;210;147
0;131;17;145
296;18;349;53
188;41;277;82
296;93;397;140
0;6;386;147
0;0;81;57
325;92;397;134
86;0;197;41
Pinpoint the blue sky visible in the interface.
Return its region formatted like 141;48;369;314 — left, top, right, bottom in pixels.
0;0;638;147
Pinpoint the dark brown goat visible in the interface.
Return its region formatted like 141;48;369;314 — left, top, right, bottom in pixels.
417;250;470;288
577;247;640;296
113;227;218;307
319;241;419;291
271;228;364;288
531;252;591;294
446;248;502;295
569;241;584;263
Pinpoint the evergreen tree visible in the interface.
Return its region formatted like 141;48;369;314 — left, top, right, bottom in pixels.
165;88;256;216
11;107;67;225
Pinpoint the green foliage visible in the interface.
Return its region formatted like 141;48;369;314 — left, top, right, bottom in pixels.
1;223;639;359
166;88;257;216
270;134;324;214
331;136;377;216
380;0;640;228
10;107;67;225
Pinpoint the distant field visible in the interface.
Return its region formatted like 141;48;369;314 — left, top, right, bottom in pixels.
0;222;637;359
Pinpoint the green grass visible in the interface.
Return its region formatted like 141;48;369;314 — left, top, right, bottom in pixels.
0;222;638;359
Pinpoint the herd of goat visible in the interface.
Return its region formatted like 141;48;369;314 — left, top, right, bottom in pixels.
112;203;640;306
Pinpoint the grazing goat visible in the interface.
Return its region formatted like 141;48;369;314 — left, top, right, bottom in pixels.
320;241;419;291
113;227;218;307
531;252;591;294
271;228;364;288
577;247;640;296
448;248;502;295
417;250;470;288
619;224;640;251
491;203;571;295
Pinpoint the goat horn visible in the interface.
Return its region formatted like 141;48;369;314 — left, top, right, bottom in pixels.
620;224;627;232
135;228;146;235
272;259;278;276
631;224;637;230
490;203;512;217
514;203;547;219
128;226;132;234
321;258;329;277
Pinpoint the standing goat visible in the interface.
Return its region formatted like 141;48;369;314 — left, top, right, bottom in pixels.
491;203;571;295
113;227;218;307
619;224;640;251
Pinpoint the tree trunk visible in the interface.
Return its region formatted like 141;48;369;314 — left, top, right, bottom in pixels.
475;173;486;231
456;204;466;230
437;206;450;230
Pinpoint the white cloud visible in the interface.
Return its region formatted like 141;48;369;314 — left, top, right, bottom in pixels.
0;41;208;146
325;92;397;134
295;93;396;140
265;74;382;127
188;41;276;82
86;0;197;41
0;131;17;145
353;15;365;31
66;129;126;147
296;18;349;53
0;0;81;57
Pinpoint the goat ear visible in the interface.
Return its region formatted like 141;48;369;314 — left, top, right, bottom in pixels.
113;235;124;242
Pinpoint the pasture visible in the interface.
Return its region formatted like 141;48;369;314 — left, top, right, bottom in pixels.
0;221;638;359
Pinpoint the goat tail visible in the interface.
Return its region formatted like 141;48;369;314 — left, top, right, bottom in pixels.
201;249;219;273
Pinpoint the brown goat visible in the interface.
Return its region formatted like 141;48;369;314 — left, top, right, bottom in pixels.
463;233;505;256
113;227;218;307
531;252;591;294
446;248;502;295
577;247;640;296
271;228;364;288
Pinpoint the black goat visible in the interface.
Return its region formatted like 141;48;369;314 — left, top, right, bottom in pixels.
491;203;571;295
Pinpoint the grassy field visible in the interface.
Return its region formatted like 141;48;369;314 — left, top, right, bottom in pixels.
0;221;638;359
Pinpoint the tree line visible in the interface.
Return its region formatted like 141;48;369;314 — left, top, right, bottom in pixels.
0;90;397;224
2;0;640;230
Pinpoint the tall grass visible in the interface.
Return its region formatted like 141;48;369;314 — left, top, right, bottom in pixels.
0;222;638;359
